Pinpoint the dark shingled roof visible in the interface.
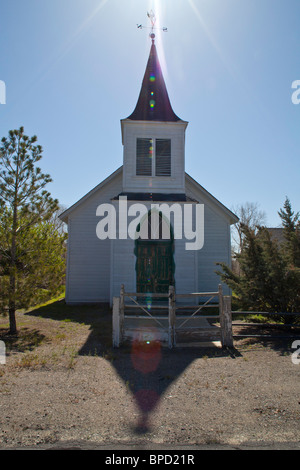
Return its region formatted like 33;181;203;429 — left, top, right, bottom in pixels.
112;192;198;202
127;41;181;122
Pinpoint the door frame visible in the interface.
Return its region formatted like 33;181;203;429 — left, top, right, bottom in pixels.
134;209;175;294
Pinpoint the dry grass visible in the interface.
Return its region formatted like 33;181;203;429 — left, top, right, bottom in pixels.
0;298;113;372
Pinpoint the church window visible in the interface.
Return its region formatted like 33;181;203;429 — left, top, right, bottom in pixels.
155;139;171;176
136;138;171;177
136;138;153;176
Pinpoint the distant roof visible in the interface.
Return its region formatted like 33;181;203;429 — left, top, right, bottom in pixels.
126;40;181;122
266;227;285;244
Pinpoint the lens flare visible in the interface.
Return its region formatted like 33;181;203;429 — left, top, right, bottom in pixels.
131;329;162;374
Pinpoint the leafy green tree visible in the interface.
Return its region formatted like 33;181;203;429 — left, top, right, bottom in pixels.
0;127;62;334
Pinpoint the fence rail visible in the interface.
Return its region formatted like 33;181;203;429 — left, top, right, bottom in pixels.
113;284;233;348
231;310;300;339
232;311;300;316
113;285;300;347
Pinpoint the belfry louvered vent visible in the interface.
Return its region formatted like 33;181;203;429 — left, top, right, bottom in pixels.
136;138;152;176
136;138;171;177
156;139;171;176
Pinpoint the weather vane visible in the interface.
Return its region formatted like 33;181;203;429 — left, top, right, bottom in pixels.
137;10;167;41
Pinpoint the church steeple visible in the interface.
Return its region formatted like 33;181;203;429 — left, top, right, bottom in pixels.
121;29;188;195
127;37;181;122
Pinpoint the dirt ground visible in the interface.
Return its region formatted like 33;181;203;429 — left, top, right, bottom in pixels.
0;301;300;450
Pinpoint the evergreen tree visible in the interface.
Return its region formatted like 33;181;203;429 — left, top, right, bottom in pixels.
0;127;61;334
278;197;300;267
0;215;67;314
217;199;300;323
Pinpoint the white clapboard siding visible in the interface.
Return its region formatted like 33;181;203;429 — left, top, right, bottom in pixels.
110;238;136;301
185;175;234;295
64;170;123;303
174;238;197;299
121;119;187;194
61;167;237;304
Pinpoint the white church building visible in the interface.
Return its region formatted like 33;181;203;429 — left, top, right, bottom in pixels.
60;36;238;305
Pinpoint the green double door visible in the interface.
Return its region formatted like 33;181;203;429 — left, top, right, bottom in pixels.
136;241;174;295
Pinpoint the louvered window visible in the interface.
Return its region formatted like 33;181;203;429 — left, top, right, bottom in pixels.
136;138;153;176
136;138;171;177
155;139;171;176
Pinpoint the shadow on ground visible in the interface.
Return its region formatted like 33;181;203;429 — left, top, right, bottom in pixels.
25;300;300;433
109;340;243;434
24;300;245;434
25;300;300;435
232;322;300;356
0;328;46;354
26;300;112;354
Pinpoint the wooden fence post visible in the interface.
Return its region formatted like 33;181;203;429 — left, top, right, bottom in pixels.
219;284;225;344
112;296;121;348
220;295;233;348
119;284;125;341
120;283;125;321
168;285;176;348
218;284;223;320
112;284;125;348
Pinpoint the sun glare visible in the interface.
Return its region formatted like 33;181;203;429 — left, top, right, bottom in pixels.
188;0;237;79
146;0;169;85
32;0;110;87
61;0;110;59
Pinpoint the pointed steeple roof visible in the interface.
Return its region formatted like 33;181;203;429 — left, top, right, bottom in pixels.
127;39;181;122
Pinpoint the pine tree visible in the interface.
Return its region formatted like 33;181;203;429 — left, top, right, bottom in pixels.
217;224;271;311
0;216;66;313
278;197;300;268
217;200;300;322
0;127;60;334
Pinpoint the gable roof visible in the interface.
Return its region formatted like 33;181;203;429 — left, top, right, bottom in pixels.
126;40;181;122
59;166;238;225
59;166;123;223
185;173;239;225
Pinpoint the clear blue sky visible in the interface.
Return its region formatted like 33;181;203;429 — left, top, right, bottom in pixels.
1;0;299;227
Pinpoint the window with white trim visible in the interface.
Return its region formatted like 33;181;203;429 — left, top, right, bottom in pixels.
136;138;171;177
